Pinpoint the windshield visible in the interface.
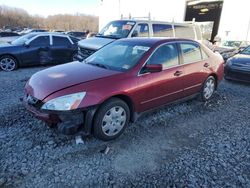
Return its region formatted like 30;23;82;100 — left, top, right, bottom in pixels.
97;20;136;39
84;41;151;71
11;33;37;45
240;45;250;55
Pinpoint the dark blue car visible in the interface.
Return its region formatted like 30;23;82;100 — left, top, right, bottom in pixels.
0;33;79;71
224;45;250;83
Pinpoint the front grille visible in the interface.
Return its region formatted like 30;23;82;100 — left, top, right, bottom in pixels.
79;47;96;59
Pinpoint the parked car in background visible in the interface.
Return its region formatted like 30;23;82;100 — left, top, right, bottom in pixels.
214;40;249;61
224;45;250;83
2;26;23;32
76;19;203;60
19;29;48;35
53;30;65;33
0;32;20;43
65;31;86;39
0;32;79;71
23;38;224;140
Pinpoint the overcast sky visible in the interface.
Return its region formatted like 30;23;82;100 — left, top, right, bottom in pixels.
0;0;99;16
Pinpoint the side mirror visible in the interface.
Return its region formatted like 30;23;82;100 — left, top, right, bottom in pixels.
24;41;30;48
144;64;163;73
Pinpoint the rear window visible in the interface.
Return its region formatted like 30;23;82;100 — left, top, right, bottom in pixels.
53;36;71;46
180;43;202;64
152;24;174;37
174;25;195;39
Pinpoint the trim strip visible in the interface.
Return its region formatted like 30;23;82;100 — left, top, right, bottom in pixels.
140;83;202;105
140;89;182;104
183;83;202;91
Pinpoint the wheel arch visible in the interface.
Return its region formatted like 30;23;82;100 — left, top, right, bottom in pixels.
0;53;20;67
208;73;218;90
101;94;136;122
89;94;136;135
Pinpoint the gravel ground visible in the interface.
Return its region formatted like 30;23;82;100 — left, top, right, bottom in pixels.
0;66;250;187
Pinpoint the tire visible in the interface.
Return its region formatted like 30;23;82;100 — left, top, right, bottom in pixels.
0;55;18;71
200;76;216;101
93;98;130;141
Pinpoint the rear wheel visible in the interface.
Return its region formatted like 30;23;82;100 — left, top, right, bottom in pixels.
200;76;216;101
0;55;18;71
93;98;130;141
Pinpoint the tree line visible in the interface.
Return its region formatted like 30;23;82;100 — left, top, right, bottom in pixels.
0;5;99;32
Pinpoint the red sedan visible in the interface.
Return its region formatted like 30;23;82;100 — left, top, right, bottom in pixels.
24;38;224;141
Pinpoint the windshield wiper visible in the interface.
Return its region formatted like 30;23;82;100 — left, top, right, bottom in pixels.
95;34;120;39
88;62;109;69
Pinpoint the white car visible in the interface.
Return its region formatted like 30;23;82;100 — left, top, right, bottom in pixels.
77;19;203;60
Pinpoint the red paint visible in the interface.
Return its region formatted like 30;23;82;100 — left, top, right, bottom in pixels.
25;38;224;119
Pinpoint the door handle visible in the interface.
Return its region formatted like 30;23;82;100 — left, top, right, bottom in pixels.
174;70;183;76
204;62;209;67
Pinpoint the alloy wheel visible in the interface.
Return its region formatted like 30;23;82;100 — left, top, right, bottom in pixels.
203;78;215;100
0;57;16;71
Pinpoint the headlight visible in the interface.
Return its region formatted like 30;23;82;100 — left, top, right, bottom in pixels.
41;92;86;111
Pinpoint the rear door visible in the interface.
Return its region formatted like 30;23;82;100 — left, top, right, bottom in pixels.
51;36;74;64
21;35;51;65
178;42;210;96
136;42;184;112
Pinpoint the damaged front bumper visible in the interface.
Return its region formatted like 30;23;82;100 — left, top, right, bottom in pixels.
22;95;98;135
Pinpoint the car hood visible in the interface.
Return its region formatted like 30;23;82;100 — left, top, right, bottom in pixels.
0;42;16;47
78;36;115;50
26;61;121;100
0;42;21;49
230;54;250;64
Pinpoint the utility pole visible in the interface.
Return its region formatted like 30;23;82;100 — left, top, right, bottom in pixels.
118;0;121;18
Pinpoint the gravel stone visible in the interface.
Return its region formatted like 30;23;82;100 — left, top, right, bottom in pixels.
0;67;250;187
0;177;6;186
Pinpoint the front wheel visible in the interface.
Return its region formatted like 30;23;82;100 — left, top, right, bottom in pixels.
0;55;18;71
93;98;130;141
200;76;216;101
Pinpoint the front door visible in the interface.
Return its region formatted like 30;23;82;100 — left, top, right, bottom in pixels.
21;35;51;65
135;43;184;112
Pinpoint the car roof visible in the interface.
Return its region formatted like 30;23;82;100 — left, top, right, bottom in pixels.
117;37;198;45
111;19;194;26
27;32;69;37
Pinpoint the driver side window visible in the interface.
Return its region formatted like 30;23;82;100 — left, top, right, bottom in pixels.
30;36;50;47
132;23;149;37
147;43;179;68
